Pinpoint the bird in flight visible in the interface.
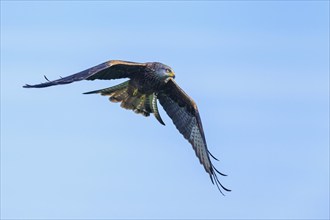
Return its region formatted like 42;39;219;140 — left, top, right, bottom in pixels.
23;60;230;195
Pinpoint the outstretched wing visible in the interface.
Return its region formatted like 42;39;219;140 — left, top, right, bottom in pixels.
158;78;230;194
23;60;147;88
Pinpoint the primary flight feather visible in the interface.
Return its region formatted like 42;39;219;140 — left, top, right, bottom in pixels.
23;60;230;194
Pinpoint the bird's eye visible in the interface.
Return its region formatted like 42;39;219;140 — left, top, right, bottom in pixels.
165;68;171;73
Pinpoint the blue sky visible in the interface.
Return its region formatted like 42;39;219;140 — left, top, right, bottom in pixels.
1;1;329;219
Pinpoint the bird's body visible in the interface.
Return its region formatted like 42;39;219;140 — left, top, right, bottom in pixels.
24;60;230;194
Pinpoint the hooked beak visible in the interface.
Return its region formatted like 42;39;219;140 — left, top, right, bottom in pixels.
168;72;175;79
165;73;175;83
165;72;175;83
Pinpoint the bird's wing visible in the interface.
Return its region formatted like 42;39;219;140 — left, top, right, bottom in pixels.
158;78;230;194
23;60;147;88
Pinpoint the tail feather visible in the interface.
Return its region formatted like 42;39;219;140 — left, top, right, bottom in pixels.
120;95;148;116
121;96;135;110
110;88;129;103
83;80;164;124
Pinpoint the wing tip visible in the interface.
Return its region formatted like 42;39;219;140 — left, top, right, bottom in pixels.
44;75;50;82
208;150;220;161
23;84;33;88
210;171;231;196
208;153;231;195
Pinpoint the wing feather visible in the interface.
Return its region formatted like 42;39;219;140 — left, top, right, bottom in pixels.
158;79;230;194
23;60;147;88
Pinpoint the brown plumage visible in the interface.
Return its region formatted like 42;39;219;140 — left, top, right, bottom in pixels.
23;60;230;194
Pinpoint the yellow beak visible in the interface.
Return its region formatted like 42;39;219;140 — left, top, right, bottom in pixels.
168;72;175;78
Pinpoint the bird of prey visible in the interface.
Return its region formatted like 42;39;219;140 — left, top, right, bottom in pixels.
23;60;230;194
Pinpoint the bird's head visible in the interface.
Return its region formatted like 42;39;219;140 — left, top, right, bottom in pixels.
150;62;175;83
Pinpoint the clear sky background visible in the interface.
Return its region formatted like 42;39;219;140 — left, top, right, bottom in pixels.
1;1;329;219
